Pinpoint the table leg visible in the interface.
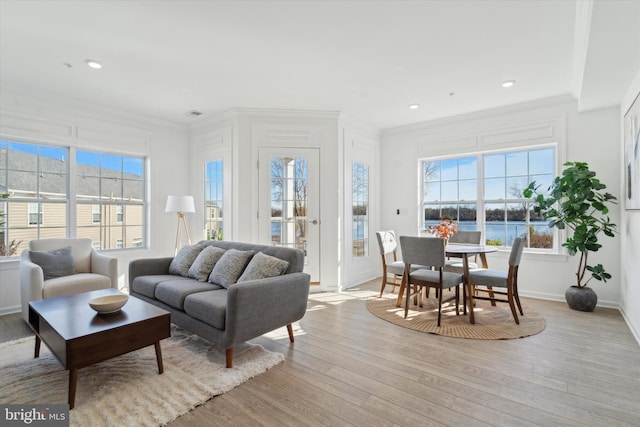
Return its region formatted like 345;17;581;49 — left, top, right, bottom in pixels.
34;336;41;358
154;341;164;374
464;256;475;324
68;368;77;410
479;253;489;268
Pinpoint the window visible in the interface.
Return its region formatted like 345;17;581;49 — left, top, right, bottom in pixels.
0;140;68;256
421;146;555;249
204;160;223;240
92;204;101;223
0;138;147;257
76;151;146;250
352;161;369;257
28;203;42;226
116;204;123;223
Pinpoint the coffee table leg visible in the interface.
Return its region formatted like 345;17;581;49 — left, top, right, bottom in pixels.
34;336;41;358
154;341;164;374
69;368;78;410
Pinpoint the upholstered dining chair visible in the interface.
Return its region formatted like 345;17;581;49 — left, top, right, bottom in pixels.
399;236;464;326
20;238;118;322
375;231;406;297
467;237;525;324
443;230;482;273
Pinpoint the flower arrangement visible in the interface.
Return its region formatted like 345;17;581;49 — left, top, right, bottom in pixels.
427;218;458;240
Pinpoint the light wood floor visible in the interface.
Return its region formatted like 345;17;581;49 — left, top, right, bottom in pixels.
2;280;639;426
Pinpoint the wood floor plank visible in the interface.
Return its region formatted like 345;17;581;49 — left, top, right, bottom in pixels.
2;279;639;426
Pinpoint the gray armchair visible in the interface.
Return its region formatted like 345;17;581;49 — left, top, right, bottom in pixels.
20;238;118;322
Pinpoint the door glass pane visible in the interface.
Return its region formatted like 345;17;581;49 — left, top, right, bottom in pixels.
270;156;308;259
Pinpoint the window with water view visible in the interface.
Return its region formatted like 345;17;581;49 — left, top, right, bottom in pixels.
421;146;555;249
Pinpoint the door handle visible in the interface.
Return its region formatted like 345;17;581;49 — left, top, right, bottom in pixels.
311;219;319;225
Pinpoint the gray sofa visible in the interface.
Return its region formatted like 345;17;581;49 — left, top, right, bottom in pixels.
129;240;310;368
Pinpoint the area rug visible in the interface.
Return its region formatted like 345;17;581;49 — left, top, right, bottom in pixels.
366;293;545;339
0;325;284;426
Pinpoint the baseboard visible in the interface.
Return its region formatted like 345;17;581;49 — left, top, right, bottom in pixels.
518;290;619;308
0;305;21;316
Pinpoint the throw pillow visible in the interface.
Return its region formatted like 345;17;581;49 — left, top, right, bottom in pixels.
29;246;75;280
208;249;254;288
188;246;226;282
169;243;206;277
237;251;289;282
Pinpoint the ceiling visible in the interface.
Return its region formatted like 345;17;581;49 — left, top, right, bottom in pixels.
1;0;638;130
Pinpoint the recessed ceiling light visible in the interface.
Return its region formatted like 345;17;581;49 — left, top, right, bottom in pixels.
501;80;516;88
408;104;420;110
85;59;102;69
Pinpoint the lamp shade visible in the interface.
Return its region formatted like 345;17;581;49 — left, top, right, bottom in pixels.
165;195;195;213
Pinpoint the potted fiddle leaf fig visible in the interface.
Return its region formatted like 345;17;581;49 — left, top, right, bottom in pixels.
524;161;617;312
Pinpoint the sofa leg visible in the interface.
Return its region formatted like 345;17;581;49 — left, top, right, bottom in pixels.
286;324;295;342
226;348;233;368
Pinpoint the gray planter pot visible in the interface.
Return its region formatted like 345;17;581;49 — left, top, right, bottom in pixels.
565;286;597;312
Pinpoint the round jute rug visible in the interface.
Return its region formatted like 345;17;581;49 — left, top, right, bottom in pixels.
366;294;545;339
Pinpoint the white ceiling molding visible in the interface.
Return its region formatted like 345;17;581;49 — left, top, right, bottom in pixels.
571;0;593;102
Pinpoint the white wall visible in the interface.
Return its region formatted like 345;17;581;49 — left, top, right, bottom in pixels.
380;95;623;307
340;116;381;289
189;109;344;291
620;69;640;342
0;88;189;314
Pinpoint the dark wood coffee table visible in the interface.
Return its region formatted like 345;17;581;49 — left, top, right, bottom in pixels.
28;288;171;409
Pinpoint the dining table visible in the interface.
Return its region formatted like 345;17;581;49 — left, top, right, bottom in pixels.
395;242;498;324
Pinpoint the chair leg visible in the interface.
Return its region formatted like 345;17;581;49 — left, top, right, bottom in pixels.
437;287;444;327
404;280;411;319
487;285;497;306
462;284;467;315
379;274;386;298
391;275;400;293
514;281;524;315
455;285;460;316
507;284;520;325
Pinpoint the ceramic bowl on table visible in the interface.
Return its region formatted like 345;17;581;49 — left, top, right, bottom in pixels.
89;294;129;314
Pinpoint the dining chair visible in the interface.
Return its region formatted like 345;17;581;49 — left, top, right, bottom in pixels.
399;236;463;326
375;231;405;297
443;230;482;273
467;237;525;324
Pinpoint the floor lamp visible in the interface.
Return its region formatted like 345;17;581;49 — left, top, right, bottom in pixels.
165;195;196;255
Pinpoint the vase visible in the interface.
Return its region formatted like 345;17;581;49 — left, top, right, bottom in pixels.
564;286;597;312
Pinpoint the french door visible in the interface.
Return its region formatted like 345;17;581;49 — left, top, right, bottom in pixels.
258;148;320;282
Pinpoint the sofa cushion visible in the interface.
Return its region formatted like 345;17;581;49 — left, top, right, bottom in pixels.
188;246;226;282
29;246;76;280
155;279;222;310
131;274;188;299
184;289;228;330
208;249;254;288
169;244;205;277
237;251;289;282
